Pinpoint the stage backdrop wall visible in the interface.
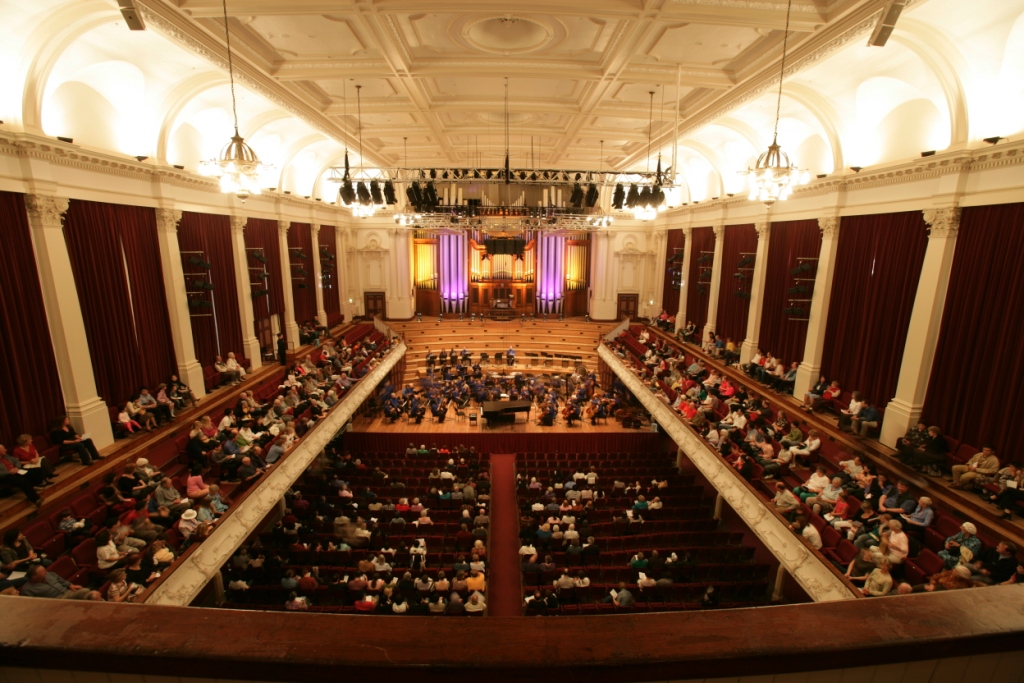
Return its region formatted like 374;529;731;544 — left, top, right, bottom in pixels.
177;212;244;367
0;191;66;444
684;227;715;332
922;202;1024;454
714;224;757;343
64;199;178;407
757;219;822;365
819;211;928;408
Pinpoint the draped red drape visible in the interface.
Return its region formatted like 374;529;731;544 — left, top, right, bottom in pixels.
318;225;342;327
661;228;684;317
287;222;317;325
244;218;285;322
0;192;66;444
922;202;1024;453
714;223;757;343
757;219;822;364
819;211;928;408
64;200;177;406
177;212;244;366
684;227;715;332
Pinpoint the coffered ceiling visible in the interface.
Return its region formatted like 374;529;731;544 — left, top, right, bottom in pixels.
168;0;868;170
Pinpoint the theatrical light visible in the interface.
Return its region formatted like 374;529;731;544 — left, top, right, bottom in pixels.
983;136;1005;145
849;166;863;173
738;255;754;267
921;150;936;157
135;155;148;162
57;136;74;143
252;288;270;298
734;291;751;299
187;256;212;269
393;212;422;226
188;299;213;309
587;215;613;228
741;0;807;205
788;285;809;295
733;272;746;280
197;0;273;202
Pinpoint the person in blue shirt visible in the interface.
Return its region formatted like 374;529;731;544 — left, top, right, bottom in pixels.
852;400;881;437
900;496;934;538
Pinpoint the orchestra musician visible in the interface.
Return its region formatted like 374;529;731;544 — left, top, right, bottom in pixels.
426;349;436;369
540;401;557;426
507;346;516;367
408;396;425;424
384;392;402;423
430;396;448;423
564;401;581;427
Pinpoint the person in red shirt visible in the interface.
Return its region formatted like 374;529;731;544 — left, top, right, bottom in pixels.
0;445;44;506
13;435;55;480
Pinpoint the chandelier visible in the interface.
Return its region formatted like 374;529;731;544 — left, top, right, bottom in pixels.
743;0;808;205
621;91;667;221
198;0;273;201
332;84;388;218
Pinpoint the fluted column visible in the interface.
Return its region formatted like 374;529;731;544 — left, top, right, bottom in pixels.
794;216;841;399
229;216;262;370
880;208;960;447
335;226;353;320
740;220;771;364
310;223;327;326
675;227;693;333
701;224;726;342
277;220;300;349
154;209;206;399
24;195;114;449
647;230;667;318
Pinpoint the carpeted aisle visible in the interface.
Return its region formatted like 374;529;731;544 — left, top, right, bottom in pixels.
486;453;523;616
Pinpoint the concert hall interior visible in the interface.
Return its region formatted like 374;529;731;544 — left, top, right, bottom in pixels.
1;0;1024;681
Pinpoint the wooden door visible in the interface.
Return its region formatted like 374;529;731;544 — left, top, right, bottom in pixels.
364;292;387;319
617;293;639;321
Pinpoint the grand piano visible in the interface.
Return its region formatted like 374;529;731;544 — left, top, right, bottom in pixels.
481;400;532;425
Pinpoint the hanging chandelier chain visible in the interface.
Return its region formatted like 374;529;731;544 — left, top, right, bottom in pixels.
773;0;794;141
356;85;364;174
646;90;654;173
220;0;239;135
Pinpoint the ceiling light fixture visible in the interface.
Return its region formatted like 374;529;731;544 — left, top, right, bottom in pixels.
742;0;808;205
630;90;665;221
198;0;273;202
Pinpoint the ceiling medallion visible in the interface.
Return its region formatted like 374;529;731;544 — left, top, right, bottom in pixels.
454;14;563;55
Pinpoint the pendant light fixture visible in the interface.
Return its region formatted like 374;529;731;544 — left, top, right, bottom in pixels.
632;90;662;221
198;0;273;202
349;84;382;218
743;0;809;205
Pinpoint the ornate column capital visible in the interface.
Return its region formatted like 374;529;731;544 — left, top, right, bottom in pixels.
818;216;840;238
229;215;247;234
277;219;290;236
923;207;961;238
754;221;770;238
25;195;69;227
682;226;693;240
310;222;321;236
154;208;183;234
712;224;725;238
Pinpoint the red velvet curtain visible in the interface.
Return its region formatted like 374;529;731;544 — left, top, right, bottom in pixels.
922;202;1024;453
661;228;684;317
0;192;66;444
177;212;244;366
757;219;822;364
819;211;928;407
244;218;285;321
64;200;177;406
714;223;757;343
318;225;342;326
287;222;317;325
684;227;715;332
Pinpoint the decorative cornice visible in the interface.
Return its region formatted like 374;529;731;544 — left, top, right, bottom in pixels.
598;345;857;603
923;207;961;238
154;208;183;234
817;216;840;238
24;194;69;228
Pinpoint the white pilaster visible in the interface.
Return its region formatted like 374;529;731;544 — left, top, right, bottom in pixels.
794;217;841;399
310;223;327;326
154;209;206;399
740;221;771;364
24;195;114;449
880;208;960;447
230;216;262;369
277;220;300;349
675;227;692;333
647;230;668;318
701;224;726;342
336;226;354;321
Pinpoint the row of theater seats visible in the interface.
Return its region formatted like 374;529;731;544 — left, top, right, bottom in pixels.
516;450;773;613
617;325;1015;586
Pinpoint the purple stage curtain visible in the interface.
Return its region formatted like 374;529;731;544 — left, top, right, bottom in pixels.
177;212;244;366
922;202;1024;453
0;192;66;444
287;222;317;325
661;228;684;317
244;218;285;321
64;200;177;406
341;431;662;456
318;225;342;326
714;224;757;344
757;219;822;365
685;227;715;332
819;211;928;408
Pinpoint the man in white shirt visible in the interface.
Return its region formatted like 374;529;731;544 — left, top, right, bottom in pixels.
788;430;821;466
718;406;748;432
226;352;247;380
871;519;910;565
